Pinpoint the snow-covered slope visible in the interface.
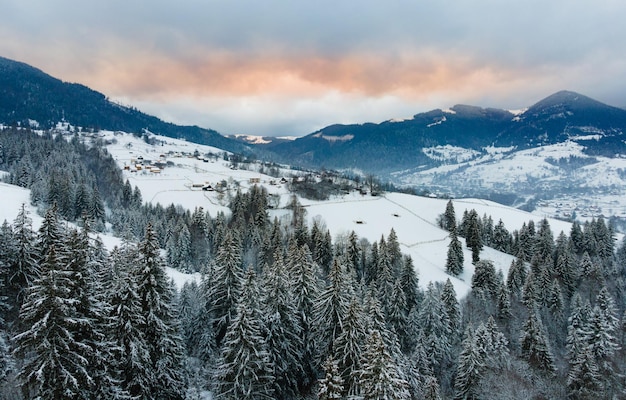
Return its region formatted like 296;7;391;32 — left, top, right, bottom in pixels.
394;140;626;221
1;130;576;297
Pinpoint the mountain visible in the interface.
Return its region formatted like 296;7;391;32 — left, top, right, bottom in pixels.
264;90;626;174
0;56;247;153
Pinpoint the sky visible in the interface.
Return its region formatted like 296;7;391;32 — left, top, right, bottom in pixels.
2;1;626;137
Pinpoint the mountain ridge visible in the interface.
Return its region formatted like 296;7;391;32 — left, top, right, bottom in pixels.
262;89;626;174
0;56;248;153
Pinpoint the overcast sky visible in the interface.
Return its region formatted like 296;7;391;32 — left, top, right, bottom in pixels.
2;1;626;137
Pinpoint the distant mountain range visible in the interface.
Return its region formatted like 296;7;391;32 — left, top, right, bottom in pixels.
258;90;626;175
4;55;626;206
0;56;248;153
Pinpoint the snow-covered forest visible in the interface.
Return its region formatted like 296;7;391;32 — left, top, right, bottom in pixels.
0;127;625;399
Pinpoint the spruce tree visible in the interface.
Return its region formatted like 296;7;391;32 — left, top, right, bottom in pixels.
213;270;274;399
446;229;464;276
358;330;410;400
418;283;451;373
520;308;556;373
287;243;321;392
261;251;304;399
207;230;244;347
471;259;498;297
313;259;353;366
318;356;344;400
108;245;152;398
5;204;39;324
13;245;94;399
567;346;602;400
400;255;421;312
442;200;457;232
332;297;367;397
441;278;461;338
135;223;186;399
465;210;482;263
454;325;484;400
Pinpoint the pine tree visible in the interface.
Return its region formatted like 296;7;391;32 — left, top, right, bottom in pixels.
64;226;127;399
332;297;367;397
492;219;511;253
287;243;321;392
13;245;94;399
213;270;275;399
520;308;556;373
135;223;186;399
496;284;512;321
388;277;410;352
108;245;152;398
506;257;526;297
570;221;585;255
446;229;464;276
358;330;410;400
5;204;39;324
418;283;451;373
318;356;344;400
442;200;457;232
207;230;244;347
465;210;482;263
555;249;577;297
471;259;498;297
441;278;461;338
454;325;484;400
587;288;620;375
567;346;602;400
400;255;421;312
313;259;353;365
535;218;554;263
261;251;304;399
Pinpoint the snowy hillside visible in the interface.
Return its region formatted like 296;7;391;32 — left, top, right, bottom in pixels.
394;140;626;221
1;129;579;297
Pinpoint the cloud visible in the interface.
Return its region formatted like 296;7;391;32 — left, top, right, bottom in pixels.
1;0;626;135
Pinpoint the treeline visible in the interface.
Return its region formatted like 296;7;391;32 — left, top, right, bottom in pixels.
0;128;625;398
441;200;626;398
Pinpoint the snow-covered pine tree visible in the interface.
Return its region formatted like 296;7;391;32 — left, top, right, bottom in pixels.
520;307;556;373
418;283;451;374
135;223;186;399
332;297;367;397
446;229;464;276
213;270;274;399
453;325;484;400
566;346;602;399
13;244;94;398
400;255;421;313
313;258;353;366
388;276;411;353
465;210;482;263
442;200;457;232
441;278;461;339
207;229;244;347
506;257;526;298
318;355;344;400
261;250;304;399
108;243;152;398
492;219;511;253
471;259;498;297
358;329;410;400
6;204;39;321
287;243;322;392
64;226;128;399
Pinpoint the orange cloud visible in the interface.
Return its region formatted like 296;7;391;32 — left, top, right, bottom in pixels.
71;50;526;104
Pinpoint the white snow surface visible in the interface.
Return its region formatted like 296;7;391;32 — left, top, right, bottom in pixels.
0;130;577;298
312;132;354;142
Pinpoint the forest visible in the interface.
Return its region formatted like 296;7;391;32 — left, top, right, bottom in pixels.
0;127;625;399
